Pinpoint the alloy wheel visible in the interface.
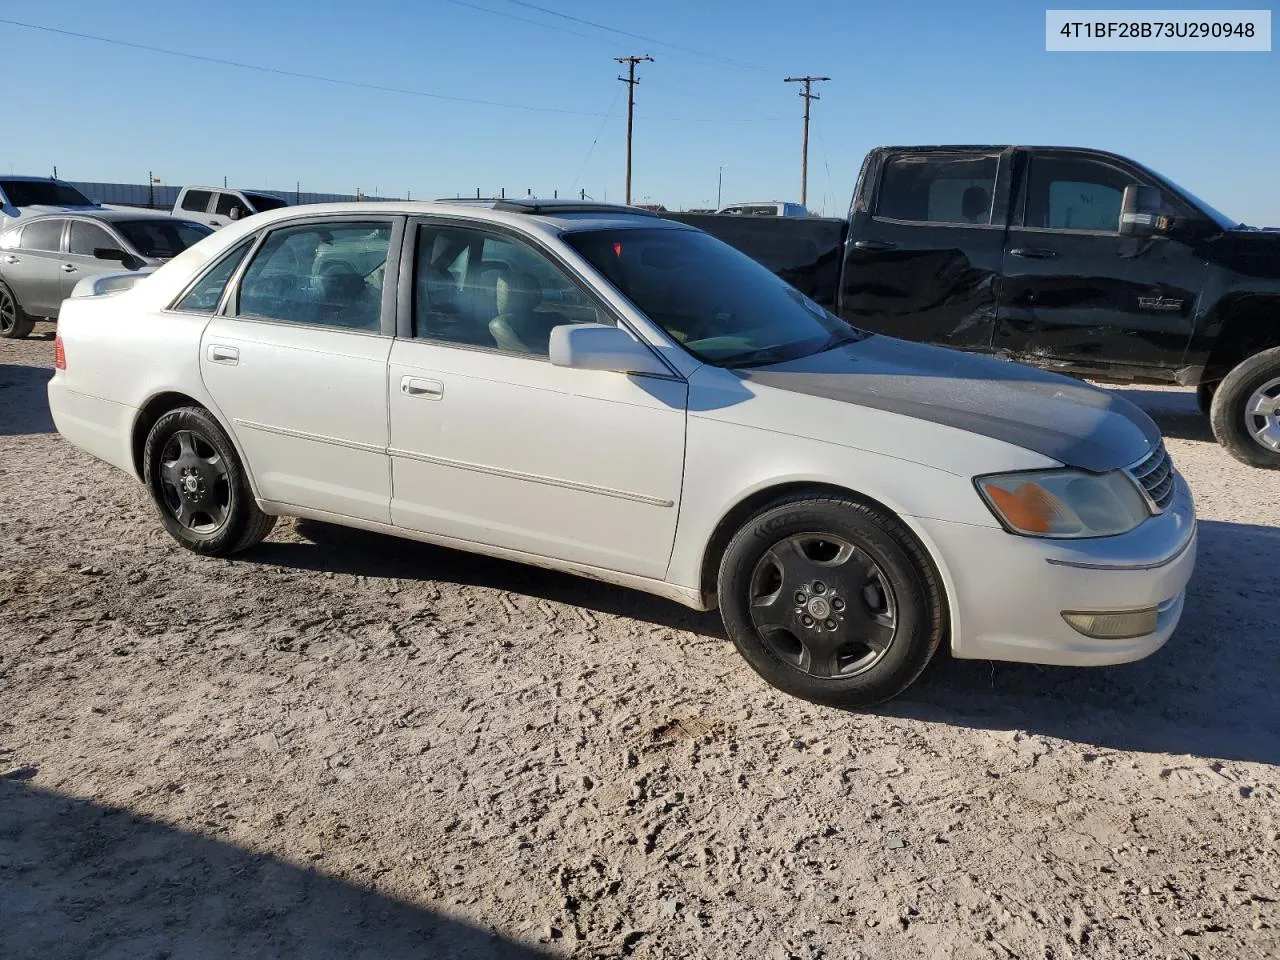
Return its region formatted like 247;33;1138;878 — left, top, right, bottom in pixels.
1244;376;1280;452
747;533;898;679
0;288;15;335
156;429;232;533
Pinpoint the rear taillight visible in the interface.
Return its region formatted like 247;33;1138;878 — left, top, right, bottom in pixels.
54;335;66;370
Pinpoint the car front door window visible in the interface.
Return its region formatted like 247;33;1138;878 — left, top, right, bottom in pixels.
67;222;118;258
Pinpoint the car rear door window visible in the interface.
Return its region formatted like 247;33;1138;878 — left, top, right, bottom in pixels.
877;155;998;225
20;220;65;252
68;221;117;257
172;239;254;313
234;221;391;331
412;223;608;356
180;190;213;213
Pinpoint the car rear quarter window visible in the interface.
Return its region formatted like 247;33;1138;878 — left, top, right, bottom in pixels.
234;222;391;331
876;155;998;225
68;221;117;257
180;190;213;213
172;239;254;313
20;220;65;252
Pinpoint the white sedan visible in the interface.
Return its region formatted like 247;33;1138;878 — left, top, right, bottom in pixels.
47;199;1196;707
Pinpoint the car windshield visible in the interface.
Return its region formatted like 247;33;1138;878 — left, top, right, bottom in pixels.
245;193;287;212
564;227;865;367
1;179;93;207
115;219;213;259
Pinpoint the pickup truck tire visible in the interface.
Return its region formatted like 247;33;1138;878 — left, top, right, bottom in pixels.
142;406;277;555
717;494;945;708
1209;347;1280;469
0;282;34;340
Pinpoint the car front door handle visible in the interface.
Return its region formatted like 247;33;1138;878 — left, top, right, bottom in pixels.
1009;247;1059;259
61;263;78;273
207;344;239;365
402;376;444;400
853;240;896;251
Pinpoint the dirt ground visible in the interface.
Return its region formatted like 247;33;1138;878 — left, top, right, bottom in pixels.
2;322;1277;960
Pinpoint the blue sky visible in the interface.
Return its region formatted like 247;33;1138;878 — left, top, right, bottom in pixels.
2;1;1277;221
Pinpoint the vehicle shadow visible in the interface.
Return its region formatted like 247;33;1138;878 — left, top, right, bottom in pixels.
0;363;55;435
249;519;726;639
255;518;1277;765
1106;386;1215;444
888;518;1280;766
0;780;550;960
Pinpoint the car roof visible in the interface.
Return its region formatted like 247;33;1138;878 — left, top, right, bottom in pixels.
230;199;688;237
11;209;203;226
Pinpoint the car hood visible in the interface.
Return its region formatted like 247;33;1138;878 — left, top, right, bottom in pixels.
738;335;1160;473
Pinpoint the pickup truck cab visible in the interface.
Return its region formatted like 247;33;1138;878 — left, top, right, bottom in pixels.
0;176;100;232
174;186;289;229
676;146;1280;469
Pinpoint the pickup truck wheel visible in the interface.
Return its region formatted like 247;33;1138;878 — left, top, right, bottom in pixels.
1210;347;1280;469
142;406;276;555
717;495;945;708
0;282;34;339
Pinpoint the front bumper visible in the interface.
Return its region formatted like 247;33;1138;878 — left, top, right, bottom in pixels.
914;472;1196;667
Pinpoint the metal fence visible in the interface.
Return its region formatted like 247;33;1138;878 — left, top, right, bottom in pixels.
69;181;404;210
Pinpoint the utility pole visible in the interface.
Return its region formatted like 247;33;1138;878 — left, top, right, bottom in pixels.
615;55;653;205
783;75;829;208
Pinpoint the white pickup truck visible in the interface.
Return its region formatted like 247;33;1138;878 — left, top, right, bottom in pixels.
172;186;288;229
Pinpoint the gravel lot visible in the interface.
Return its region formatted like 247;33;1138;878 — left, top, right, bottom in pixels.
2;322;1278;960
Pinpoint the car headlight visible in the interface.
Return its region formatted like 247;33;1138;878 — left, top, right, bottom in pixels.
975;469;1150;538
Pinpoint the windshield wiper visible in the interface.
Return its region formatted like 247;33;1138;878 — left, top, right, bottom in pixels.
815;329;865;354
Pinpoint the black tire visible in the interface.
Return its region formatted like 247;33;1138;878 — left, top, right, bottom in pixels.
1209;346;1280;469
142;406;276;555
0;281;34;339
717;493;946;708
1196;382;1215;417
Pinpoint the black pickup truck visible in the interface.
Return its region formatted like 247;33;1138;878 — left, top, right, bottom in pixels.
670;146;1280;468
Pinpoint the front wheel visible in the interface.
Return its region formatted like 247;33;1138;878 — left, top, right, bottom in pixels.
1209;347;1280;469
0;281;34;339
717;494;946;708
142;406;276;554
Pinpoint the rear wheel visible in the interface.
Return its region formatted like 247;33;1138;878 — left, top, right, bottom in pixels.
1209;347;1280;469
717;494;946;708
0;281;34;339
142;406;276;555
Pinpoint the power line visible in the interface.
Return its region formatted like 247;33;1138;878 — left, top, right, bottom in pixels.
444;0;600;42
616;56;654;205
812;118;839;217
571;84;624;189
0;16;607;118
783;75;830;207
502;0;770;73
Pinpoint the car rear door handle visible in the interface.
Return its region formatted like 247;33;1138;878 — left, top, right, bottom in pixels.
61;263;78;273
401;376;444;400
853;240;896;251
207;344;239;365
1009;247;1059;259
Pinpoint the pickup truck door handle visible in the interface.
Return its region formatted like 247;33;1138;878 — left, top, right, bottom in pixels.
2;255;18;265
401;376;444;400
207;344;240;365
853;240;896;251
1009;247;1059;260
61;263;78;273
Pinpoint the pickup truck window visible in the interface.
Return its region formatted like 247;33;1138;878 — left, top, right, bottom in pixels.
180;190;212;213
214;193;244;217
877;155;997;225
565;227;864;368
1021;155;1128;231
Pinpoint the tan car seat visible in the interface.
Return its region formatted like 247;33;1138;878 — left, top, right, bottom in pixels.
489;270;568;355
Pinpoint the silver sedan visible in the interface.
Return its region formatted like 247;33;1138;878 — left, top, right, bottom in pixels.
0;210;212;338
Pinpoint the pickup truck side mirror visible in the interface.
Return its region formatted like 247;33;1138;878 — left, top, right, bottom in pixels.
1119;184;1166;237
549;323;668;376
228;206;244;222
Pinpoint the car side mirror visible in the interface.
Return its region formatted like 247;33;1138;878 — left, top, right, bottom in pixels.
93;246;130;263
1119;184;1166;236
549;323;668;376
228;207;243;221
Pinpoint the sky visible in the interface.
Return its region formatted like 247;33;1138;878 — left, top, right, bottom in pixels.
2;1;1277;221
